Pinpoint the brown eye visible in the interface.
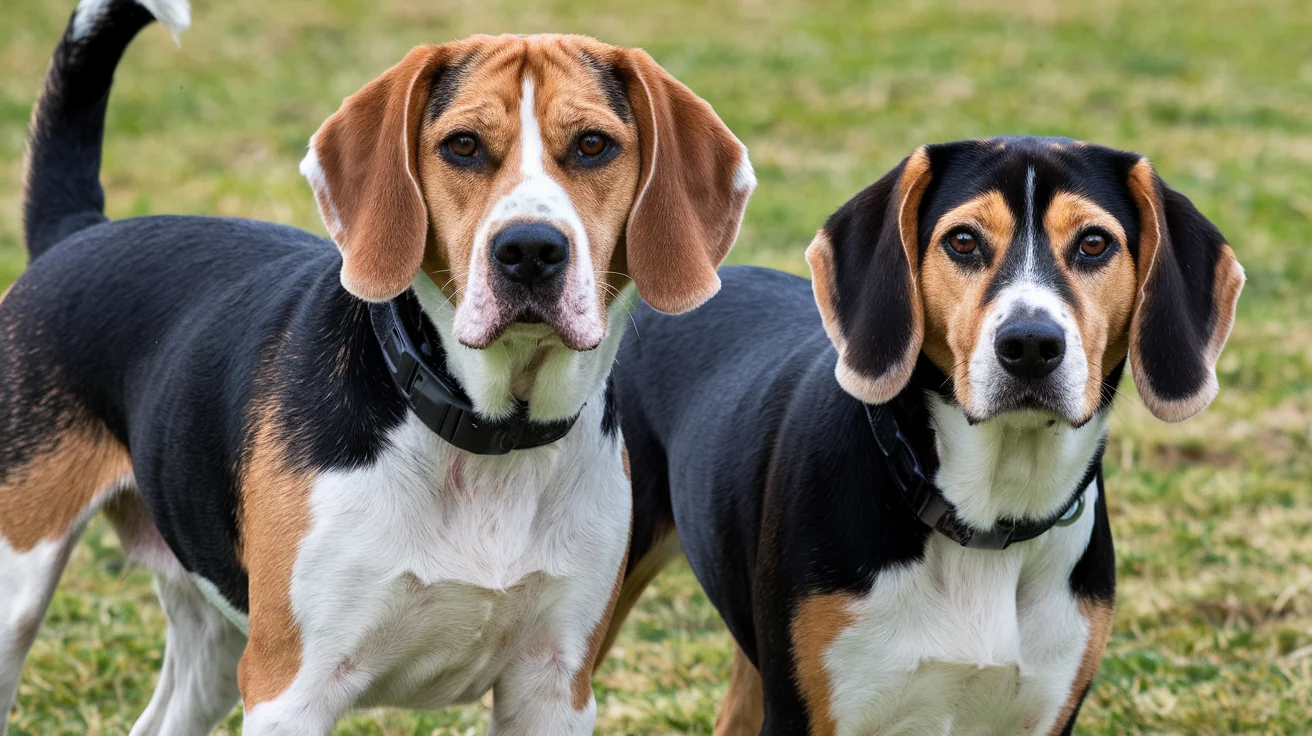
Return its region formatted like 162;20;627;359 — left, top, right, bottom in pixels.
1080;233;1108;257
948;230;977;254
578;133;608;157
445;134;479;159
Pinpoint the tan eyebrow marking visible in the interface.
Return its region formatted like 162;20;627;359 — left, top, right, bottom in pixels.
927;189;1016;252
1043;190;1137;417
1043;191;1126;252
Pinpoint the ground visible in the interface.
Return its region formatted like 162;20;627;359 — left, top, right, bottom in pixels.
2;0;1310;733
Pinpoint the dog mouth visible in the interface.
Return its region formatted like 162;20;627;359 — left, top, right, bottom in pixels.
966;385;1085;427
512;309;547;325
454;301;604;352
450;253;608;352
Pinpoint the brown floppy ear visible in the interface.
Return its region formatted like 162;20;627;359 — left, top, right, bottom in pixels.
300;45;450;302
620;49;755;314
1126;159;1245;422
806;147;933;405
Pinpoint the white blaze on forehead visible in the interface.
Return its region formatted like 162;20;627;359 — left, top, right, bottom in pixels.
1022;165;1038;281
519;79;547;181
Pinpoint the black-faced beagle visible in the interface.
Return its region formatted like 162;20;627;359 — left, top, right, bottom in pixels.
604;137;1244;735
0;0;754;733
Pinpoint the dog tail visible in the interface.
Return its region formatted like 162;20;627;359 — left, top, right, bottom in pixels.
22;0;190;261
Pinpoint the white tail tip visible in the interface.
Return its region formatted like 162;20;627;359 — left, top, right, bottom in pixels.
138;0;191;40
72;0;191;43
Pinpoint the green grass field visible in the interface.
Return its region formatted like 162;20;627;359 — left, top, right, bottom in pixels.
3;0;1311;733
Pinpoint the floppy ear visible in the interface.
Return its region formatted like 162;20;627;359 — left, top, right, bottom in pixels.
620;49;756;314
806;147;933;405
300;45;450;302
1126;159;1245;422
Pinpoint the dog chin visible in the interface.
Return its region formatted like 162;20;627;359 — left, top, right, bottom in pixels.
452;316;505;350
454;310;603;352
551;322;605;352
964;395;1081;428
511;301;605;351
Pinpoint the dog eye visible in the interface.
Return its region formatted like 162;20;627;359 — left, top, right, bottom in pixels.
444;134;480;160
1075;230;1119;264
578;133;608;157
946;229;978;255
1079;233;1108;257
572;132;619;168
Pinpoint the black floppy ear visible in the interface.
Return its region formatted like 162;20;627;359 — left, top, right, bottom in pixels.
1126;159;1245;422
806;147;932;404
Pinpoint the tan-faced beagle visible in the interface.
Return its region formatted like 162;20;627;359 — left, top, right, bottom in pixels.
605;137;1243;734
0;0;753;733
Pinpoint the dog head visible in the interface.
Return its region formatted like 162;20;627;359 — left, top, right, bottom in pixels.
809;137;1244;426
302;35;754;352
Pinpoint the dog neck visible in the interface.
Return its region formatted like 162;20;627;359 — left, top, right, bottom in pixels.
921;391;1108;530
411;275;634;423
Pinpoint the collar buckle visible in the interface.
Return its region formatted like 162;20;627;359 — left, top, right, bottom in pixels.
386;327;423;396
962;522;1015;551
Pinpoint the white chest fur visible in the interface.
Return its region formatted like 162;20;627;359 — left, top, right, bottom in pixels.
271;397;630;713
822;476;1097;736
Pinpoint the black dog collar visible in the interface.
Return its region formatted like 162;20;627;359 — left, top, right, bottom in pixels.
865;403;1098;550
369;298;576;455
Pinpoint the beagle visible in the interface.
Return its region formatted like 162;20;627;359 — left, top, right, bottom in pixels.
604;138;1243;735
0;1;753;734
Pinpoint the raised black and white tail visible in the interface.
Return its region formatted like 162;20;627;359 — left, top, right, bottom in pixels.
22;0;190;261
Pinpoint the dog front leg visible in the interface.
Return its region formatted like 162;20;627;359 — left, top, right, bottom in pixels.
489;645;599;736
240;680;341;736
237;582;348;736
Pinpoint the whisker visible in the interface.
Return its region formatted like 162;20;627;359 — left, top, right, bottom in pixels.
937;357;972;390
1099;381;1126;405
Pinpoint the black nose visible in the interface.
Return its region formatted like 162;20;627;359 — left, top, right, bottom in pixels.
995;318;1066;380
491;223;569;287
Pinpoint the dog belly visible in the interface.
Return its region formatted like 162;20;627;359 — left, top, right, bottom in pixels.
821;525;1095;736
258;413;630;720
825;614;1082;736
284;519;610;714
844;662;1054;735
348;575;553;709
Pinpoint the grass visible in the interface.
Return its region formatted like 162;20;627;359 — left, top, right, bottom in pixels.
2;0;1311;733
